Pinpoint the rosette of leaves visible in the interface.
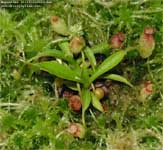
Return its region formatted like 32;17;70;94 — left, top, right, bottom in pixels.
29;40;133;125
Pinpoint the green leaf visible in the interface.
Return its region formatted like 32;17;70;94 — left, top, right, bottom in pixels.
34;61;82;83
62;80;78;91
81;89;91;112
105;74;133;87
91;92;103;112
90;50;126;82
81;89;91;125
84;47;96;69
29;49;74;63
81;67;90;88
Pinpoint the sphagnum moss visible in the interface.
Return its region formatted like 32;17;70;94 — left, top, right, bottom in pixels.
0;1;163;149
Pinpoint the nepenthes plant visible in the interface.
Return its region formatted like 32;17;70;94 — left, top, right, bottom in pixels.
28;19;133;125
0;0;162;149
25;13;156;128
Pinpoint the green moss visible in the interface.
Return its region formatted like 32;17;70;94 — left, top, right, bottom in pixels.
0;1;162;149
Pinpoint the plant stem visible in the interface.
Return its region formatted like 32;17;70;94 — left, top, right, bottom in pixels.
134;8;163;14
131;0;150;5
77;83;82;96
89;109;98;124
46;38;69;47
132;15;152;20
54;82;59;100
0;103;21;107
0;143;6;147
82;111;86;126
95;0;122;9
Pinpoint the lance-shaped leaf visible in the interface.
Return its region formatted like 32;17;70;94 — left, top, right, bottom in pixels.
105;74;133;87
81;88;91;125
29;49;74;63
91;92;103;112
90;50;126;82
84;47;96;69
81;67;90;88
34;61;82;83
